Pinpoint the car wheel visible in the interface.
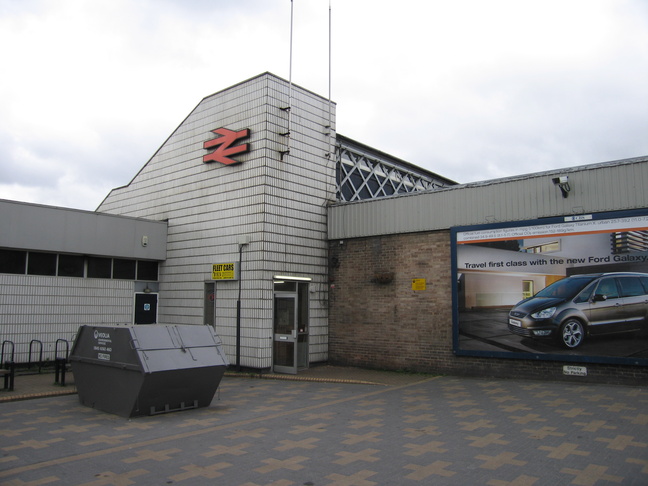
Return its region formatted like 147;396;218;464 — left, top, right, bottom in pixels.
560;319;585;349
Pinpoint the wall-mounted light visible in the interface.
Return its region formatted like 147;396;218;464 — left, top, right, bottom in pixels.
273;275;312;282
552;175;571;198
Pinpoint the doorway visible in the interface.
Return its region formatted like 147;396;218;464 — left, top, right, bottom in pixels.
134;292;158;324
204;283;215;326
272;279;309;374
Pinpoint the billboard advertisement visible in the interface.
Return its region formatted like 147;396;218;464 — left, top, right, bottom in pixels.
451;209;648;366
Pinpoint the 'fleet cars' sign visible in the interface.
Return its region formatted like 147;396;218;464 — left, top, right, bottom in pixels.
203;128;251;165
212;263;237;280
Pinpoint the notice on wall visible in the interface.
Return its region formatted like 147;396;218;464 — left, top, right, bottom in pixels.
212;263;236;280
563;365;587;377
412;278;426;291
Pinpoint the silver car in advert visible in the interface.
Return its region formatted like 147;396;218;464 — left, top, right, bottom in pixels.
508;272;648;348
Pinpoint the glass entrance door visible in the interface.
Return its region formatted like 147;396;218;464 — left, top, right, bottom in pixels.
273;295;297;374
272;279;310;374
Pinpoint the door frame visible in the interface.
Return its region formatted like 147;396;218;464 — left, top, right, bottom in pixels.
272;293;298;374
133;292;158;325
272;276;311;374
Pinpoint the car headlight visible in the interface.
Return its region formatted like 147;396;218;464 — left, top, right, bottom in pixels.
531;307;556;319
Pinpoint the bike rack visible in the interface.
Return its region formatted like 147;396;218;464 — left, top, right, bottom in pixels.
1;340;15;391
1;340;15;363
54;339;70;386
28;339;44;372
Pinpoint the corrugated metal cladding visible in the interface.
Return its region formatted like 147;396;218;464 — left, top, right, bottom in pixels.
328;156;648;240
99;73;334;368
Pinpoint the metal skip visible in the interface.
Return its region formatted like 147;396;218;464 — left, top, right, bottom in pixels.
69;324;229;418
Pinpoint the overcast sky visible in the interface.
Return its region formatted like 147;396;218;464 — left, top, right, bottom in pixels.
1;0;647;210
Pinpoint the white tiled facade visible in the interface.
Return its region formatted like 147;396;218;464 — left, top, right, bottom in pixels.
98;73;335;368
0;276;134;362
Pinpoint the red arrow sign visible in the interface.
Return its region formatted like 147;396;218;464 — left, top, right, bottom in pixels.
203;128;251;165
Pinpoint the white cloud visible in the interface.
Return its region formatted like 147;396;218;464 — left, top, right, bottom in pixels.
0;0;646;209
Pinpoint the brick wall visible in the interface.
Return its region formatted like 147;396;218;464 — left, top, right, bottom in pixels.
328;231;648;386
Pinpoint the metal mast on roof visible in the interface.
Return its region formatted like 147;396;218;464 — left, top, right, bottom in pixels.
327;1;333;147
289;0;294;125
328;0;332;131
326;1;337;202
279;0;294;159
282;0;294;159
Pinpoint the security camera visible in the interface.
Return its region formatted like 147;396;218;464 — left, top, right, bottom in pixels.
552;175;571;198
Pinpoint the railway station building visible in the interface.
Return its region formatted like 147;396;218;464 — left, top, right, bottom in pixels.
2;72;647;384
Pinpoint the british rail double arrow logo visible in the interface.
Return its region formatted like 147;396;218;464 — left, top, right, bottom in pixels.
203;127;251;165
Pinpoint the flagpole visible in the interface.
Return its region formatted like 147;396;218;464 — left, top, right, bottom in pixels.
288;0;294;138
328;0;332;110
327;0;335;197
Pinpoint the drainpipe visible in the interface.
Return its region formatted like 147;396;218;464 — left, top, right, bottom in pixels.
236;236;249;371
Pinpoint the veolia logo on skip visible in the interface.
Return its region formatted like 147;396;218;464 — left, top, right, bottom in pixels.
94;330;111;340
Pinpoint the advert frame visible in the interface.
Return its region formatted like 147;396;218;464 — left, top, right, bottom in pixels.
451;208;648;366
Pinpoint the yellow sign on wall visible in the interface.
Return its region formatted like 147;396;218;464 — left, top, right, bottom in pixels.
212;263;236;280
412;278;426;291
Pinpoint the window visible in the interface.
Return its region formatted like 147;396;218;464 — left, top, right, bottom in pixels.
618;277;646;297
336;142;448;202
0;249;158;281
58;254;85;277
0;249;26;274
298;281;309;333
274;281;296;292
87;257;112;279
522;241;560;254
574;282;596;303
113;259;136;279
137;260;158;281
27;252;57;276
611;231;648;253
204;283;215;326
596;278;619;299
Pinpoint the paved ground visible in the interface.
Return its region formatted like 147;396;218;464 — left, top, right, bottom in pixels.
1;368;647;485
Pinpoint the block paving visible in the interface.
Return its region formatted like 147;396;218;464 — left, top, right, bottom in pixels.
0;371;647;485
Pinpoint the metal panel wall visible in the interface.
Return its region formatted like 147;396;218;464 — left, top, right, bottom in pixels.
98;73;333;368
0;199;167;260
329;156;648;240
